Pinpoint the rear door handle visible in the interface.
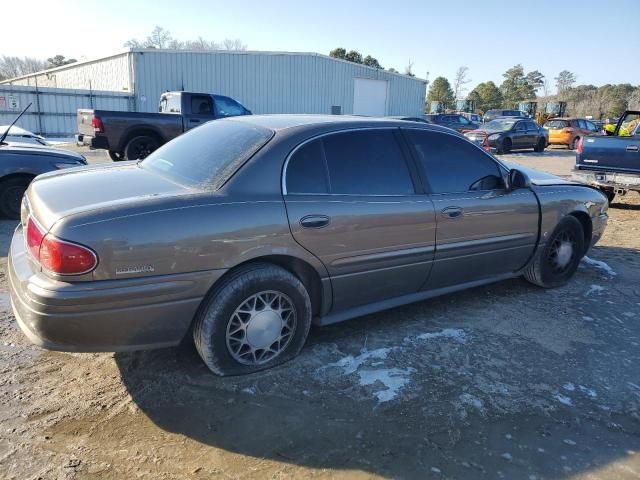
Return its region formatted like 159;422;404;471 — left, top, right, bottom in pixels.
441;206;463;219
626;145;639;152
300;215;330;229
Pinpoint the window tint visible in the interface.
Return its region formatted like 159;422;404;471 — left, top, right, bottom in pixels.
214;96;247;117
516;122;526;131
286;140;329;194
545;120;569;129
577;119;587;129
407;130;505;193
586;121;597;131
525;121;538;130
322;130;414;195
190;95;213;115
161;94;181;113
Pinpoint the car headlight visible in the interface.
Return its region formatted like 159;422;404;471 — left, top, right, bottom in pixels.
488;134;500;140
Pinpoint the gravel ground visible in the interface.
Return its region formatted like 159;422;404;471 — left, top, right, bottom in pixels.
1;145;640;479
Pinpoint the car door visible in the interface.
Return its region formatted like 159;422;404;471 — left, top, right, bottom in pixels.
283;128;437;311
525;121;540;147
513;121;528;148
183;94;215;131
403;129;539;290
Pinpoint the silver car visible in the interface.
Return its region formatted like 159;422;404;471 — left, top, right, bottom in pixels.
9;116;608;375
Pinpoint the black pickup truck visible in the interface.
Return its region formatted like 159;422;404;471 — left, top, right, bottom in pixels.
573;110;640;202
76;91;251;161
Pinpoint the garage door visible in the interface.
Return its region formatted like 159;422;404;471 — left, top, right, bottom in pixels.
353;78;388;117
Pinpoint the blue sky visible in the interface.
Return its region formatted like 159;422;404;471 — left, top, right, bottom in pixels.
4;0;639;93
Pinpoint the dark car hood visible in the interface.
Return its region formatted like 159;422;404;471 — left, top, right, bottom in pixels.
500;160;579;186
28;161;190;230
0;144;86;163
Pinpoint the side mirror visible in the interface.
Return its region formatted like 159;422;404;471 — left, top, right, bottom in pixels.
509;168;531;190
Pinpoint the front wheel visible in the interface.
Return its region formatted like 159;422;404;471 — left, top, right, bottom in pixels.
124;135;160;160
0;177;32;219
523;216;585;288
193;263;312;376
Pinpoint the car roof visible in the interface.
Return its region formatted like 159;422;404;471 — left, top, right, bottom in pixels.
226;114;450;133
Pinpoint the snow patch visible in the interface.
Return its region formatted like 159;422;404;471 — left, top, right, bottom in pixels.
459;393;484;410
563;439;577;446
563;383;575;392
414;328;467;343
578;385;597;398
555;393;573;406
585;284;605;296
582;256;617;276
357;368;415;402
501;453;513;461
241;385;256;395
324;348;393;375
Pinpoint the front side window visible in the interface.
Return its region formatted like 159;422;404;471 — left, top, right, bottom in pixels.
214;96;247;117
407;130;505;193
515;122;526;131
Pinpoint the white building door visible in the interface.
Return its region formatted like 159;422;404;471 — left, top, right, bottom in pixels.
353;78;388;116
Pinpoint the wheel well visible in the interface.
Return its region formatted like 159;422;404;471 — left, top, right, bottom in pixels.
0;173;36;187
569;211;592;255
119;128;164;152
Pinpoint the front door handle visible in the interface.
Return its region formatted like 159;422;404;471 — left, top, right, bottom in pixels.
626;145;639;152
189;118;201;123
440;206;464;219
300;215;330;229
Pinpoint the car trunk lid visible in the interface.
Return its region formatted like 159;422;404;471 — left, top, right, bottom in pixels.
25;161;190;231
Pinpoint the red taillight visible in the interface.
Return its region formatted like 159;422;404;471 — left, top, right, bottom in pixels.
26;217;97;275
576;137;584;154
91;116;104;133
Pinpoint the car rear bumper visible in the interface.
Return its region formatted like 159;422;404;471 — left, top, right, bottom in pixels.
75;133;109;150
548;131;572;145
572;168;640;191
8;225;226;352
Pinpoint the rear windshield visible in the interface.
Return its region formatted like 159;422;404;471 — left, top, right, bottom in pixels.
545;120;569;129
141;120;273;189
503;110;522;116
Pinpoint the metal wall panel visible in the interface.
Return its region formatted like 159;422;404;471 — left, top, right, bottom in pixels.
3;53;132;92
132;51;426;116
0;84;133;136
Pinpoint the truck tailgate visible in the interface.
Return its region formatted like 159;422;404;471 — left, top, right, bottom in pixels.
77;109;95;137
578;136;640;174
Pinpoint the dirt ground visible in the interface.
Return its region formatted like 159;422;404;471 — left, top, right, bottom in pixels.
1;146;640;479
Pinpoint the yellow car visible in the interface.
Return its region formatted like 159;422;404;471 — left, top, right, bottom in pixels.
544;118;599;149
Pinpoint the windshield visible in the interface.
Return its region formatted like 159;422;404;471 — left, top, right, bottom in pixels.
141;119;273;189
481;119;517;131
545;120;569;129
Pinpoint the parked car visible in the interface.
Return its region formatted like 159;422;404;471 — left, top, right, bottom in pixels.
0;125;49;146
464;118;548;154
544;118;600;149
10;116;608;376
483;109;527;123
461;112;482;124
573;110;640;202
424;113;479;132
76;91;251;161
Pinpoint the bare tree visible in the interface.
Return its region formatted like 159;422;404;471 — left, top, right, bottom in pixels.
0;56;47;80
185;37;220;51
452;66;471;101
222;38;247;51
146;26;173;48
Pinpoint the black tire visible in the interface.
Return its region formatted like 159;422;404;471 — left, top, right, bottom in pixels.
193;263;312;376
571;136;580;150
0;177;32;219
501;138;512;154
534;137;546;152
124;135;160;160
523;216;585;288
108;150;125;162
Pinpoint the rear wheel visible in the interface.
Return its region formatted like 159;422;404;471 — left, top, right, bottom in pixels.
534;137;546;152
124;135;160;160
0;177;32;219
571;136;580;150
602;189;615;203
108;150;125;162
193;263;312;376
524;216;585;288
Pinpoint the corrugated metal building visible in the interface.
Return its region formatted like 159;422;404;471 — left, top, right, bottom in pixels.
2;49;426;117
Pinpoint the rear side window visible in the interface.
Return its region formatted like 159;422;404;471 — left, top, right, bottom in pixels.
407;130;504;193
286;140;329;194
322;130;414;195
215;96;247;117
141;120;272;190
